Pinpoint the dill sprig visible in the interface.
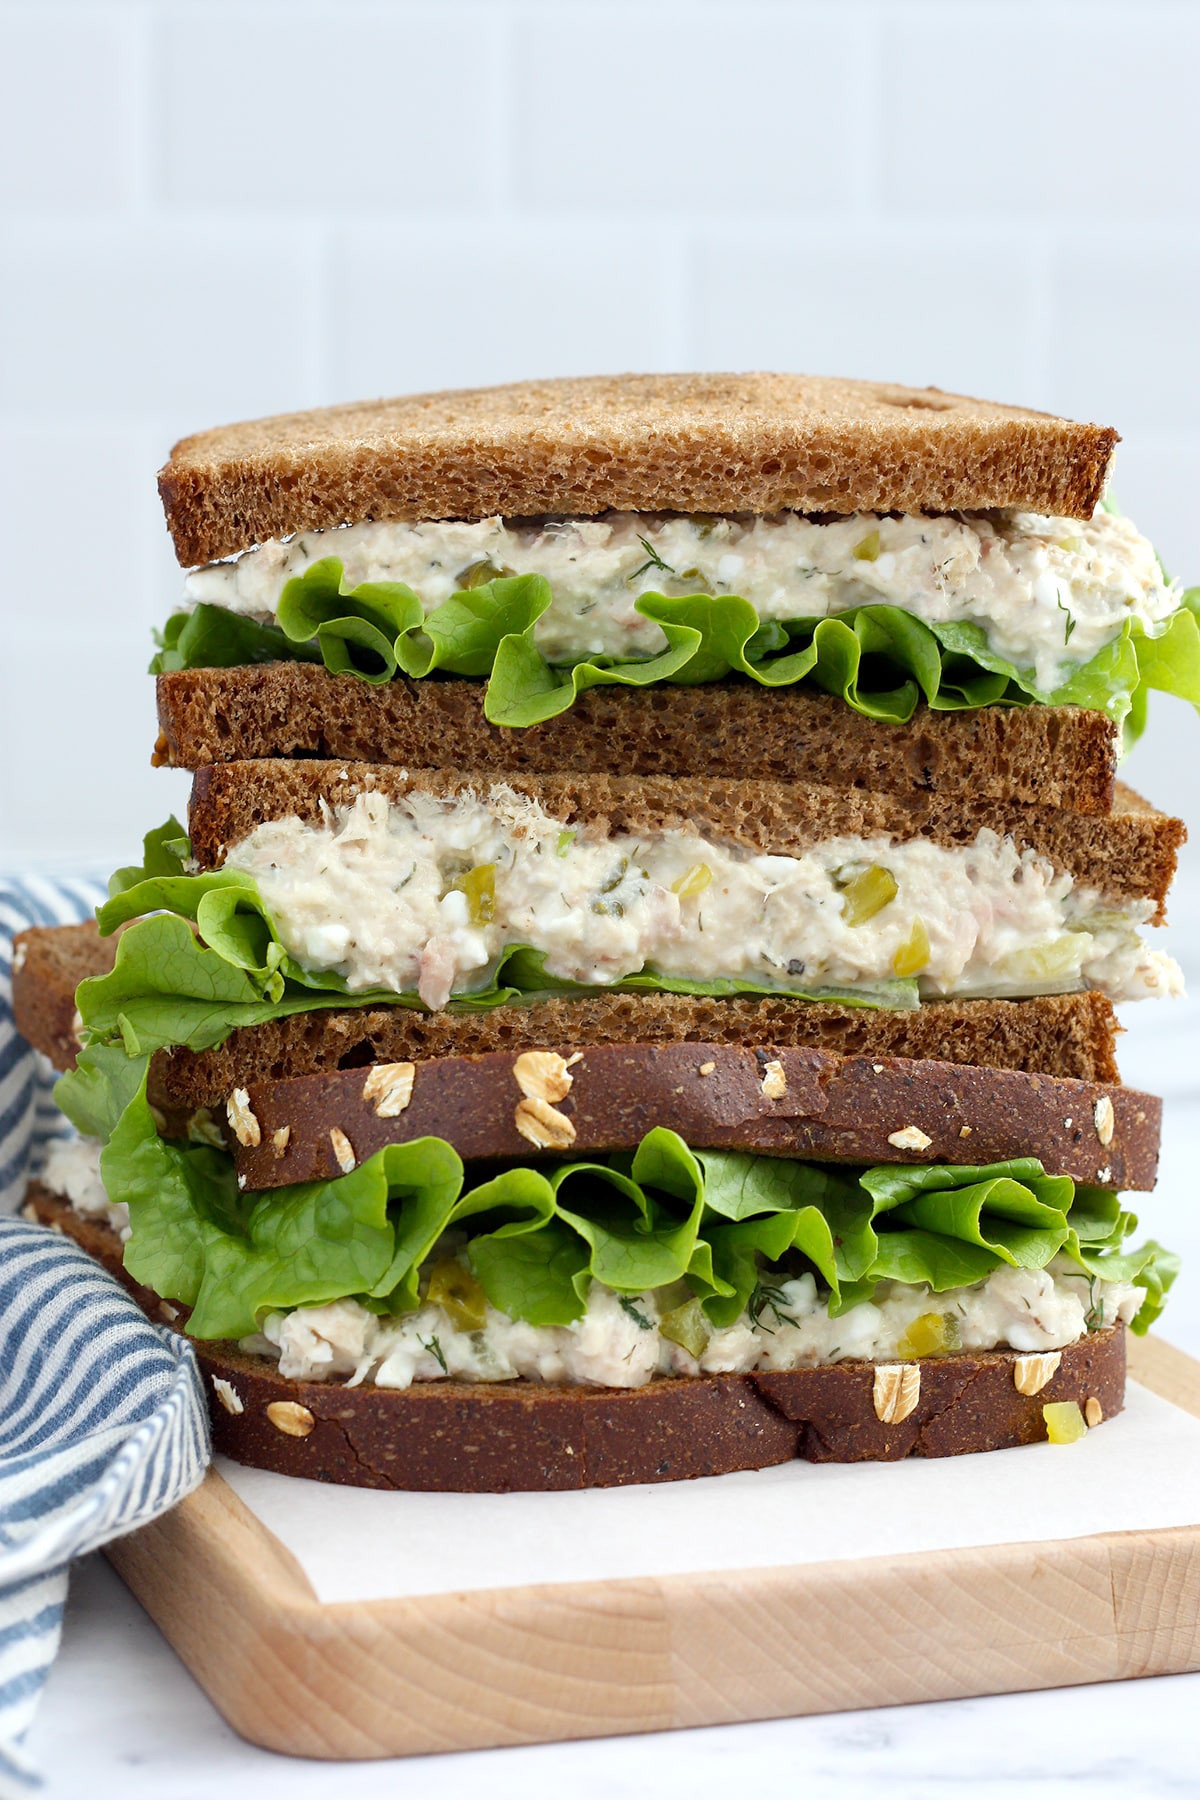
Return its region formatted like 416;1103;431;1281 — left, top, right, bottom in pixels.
1057;592;1077;644
628;535;676;585
748;1281;798;1335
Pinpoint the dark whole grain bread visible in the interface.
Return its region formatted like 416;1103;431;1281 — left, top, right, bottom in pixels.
22;1189;1127;1491
154;666;1120;816
12;922;1127;1088
232;1042;1159;1192
11;925;91;1070
157;374;1118;566
188;761;1184;916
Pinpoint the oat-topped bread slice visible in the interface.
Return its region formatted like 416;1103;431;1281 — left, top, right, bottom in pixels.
154;666;1121;815
159;372;1118;564
224;1044;1161;1195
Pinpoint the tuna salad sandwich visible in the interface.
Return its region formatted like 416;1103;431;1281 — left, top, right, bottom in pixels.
17;371;1193;1489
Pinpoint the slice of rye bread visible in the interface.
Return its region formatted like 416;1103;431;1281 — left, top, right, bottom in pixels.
231;1043;1160;1192
12;922;1127;1089
155;667;1120;816
188;761;1185;917
21;1190;1127;1489
158;373;1118;566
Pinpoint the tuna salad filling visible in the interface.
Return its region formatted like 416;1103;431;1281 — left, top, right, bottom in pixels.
184;506;1177;696
244;1261;1146;1390
222;786;1180;1009
38;1135;131;1242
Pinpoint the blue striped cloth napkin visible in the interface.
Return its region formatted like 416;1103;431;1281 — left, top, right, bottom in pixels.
0;880;211;1794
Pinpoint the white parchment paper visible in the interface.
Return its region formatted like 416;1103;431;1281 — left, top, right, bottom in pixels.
215;1380;1200;1606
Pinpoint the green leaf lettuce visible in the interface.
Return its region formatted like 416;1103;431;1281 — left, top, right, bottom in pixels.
153;559;1200;745
58;1044;1177;1341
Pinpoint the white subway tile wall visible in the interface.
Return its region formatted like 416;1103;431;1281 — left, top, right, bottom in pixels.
0;0;1196;849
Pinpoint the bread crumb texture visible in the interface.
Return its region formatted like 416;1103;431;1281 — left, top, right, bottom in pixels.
158;372;1119;565
155;666;1121;818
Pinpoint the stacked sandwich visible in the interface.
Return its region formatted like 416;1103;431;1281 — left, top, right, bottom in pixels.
15;373;1195;1490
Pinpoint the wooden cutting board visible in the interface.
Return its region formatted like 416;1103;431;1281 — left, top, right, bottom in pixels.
104;1333;1200;1760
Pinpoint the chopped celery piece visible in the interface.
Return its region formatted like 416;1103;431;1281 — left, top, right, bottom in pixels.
425;1259;488;1331
896;1311;961;1358
853;529;881;562
671;862;713;899
841;865;898;926
1043;1400;1087;1444
556;829;576;857
451;863;496;925
892;916;931;977
996;936;1083;985
659;1296;712;1358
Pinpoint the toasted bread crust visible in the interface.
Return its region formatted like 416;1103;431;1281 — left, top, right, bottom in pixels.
158;374;1119;565
11;921;1126;1089
232;1042;1159;1192
155;667;1120;816
187;761;1184;916
22;1190;1128;1490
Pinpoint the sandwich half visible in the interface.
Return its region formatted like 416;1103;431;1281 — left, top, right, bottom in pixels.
151;373;1200;788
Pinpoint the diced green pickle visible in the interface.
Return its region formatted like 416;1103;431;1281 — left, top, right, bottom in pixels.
665;565;713;595
671;862;713;899
451;863;496;925
840;864;898;925
1043;1400;1087;1444
457;557;514;589
896;1312;961;1358
852;529;881;562
556;828;577;857
425;1259;488;1331
892;916;931;977
659;1297;712;1359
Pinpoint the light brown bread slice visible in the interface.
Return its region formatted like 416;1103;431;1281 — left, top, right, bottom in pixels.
11;922;1127;1089
231;1043;1159;1193
22;1192;1127;1490
187;761;1184;915
155;667;1120;815
158;373;1118;565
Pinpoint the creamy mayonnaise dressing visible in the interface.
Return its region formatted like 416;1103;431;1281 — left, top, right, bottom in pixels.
183;507;1178;694
243;1262;1144;1390
222;786;1179;1009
